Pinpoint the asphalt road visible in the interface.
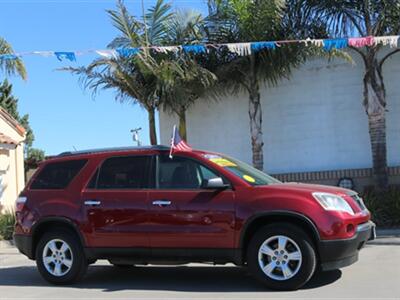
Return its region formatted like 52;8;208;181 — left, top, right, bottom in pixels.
1;242;399;300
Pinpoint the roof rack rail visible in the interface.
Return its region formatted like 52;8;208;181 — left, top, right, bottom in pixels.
57;145;170;157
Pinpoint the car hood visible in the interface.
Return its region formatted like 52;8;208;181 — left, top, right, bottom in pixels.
263;182;355;196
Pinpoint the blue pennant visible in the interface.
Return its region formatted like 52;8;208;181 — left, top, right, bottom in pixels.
0;54;19;60
54;52;76;62
182;45;207;54
323;39;348;51
116;48;140;57
251;42;276;52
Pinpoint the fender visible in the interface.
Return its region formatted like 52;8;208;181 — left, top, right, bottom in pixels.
31;216;87;248
239;210;321;249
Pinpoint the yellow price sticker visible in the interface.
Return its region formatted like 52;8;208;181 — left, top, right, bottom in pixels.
243;175;256;183
209;158;237;167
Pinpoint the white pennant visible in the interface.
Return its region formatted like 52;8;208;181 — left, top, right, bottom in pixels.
32;51;54;57
374;36;399;48
303;38;324;47
96;50;117;59
155;46;179;53
226;43;251;56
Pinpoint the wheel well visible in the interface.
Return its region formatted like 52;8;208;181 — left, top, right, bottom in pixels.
32;220;83;259
240;214;320;263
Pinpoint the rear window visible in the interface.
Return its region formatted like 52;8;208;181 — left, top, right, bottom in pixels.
30;159;87;190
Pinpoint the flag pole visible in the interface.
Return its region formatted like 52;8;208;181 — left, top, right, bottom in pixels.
169;125;176;159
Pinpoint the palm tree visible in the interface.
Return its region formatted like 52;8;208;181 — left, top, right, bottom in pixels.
109;1;218;141
205;0;313;171
141;54;217;140
0;37;26;80
154;9;217;140
293;0;400;189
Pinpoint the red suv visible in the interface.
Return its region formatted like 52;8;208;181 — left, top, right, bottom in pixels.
14;146;375;290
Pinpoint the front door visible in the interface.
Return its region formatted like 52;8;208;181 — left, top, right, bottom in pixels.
82;155;152;248
147;154;235;249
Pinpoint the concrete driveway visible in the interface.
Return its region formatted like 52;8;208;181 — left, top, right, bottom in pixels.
1;242;399;299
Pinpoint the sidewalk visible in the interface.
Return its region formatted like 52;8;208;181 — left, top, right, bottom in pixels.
0;239;15;251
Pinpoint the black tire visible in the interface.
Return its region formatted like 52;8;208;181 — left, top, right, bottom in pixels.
35;230;88;285
246;223;317;290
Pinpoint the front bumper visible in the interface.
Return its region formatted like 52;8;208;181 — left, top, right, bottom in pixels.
318;221;375;271
13;234;34;259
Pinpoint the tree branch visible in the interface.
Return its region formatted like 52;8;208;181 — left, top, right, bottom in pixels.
345;13;365;36
379;49;400;71
349;46;367;66
361;0;372;35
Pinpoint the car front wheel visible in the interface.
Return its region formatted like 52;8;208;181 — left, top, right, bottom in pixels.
247;223;317;290
36;230;87;285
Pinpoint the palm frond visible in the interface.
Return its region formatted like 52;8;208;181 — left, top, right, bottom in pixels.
166;9;205;44
0;37;27;80
106;0;143;48
145;0;173;45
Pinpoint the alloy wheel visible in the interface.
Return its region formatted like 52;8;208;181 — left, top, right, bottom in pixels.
42;239;73;277
258;235;302;281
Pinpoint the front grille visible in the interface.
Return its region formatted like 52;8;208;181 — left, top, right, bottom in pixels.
350;194;367;211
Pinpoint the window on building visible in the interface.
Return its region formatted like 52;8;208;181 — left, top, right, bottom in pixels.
97;156;150;189
30;159;87;190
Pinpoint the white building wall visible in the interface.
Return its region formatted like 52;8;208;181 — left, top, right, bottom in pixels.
0;114;25;212
159;52;400;174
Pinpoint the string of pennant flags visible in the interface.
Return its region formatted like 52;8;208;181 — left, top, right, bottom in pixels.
0;35;399;62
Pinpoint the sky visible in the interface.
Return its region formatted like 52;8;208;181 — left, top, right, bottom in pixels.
0;0;208;155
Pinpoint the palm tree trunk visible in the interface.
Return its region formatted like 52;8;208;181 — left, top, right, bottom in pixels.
178;106;187;141
363;61;388;190
148;107;158;145
248;54;264;171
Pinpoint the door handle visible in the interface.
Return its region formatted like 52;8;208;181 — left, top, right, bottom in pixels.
152;200;171;207
84;200;101;206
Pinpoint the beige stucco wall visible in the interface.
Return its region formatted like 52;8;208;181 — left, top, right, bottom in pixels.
0;115;25;212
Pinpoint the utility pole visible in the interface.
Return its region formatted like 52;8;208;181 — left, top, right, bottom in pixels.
131;127;142;146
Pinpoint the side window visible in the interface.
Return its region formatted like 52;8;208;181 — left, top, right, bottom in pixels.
157;155;220;189
97;156;150;189
30;159;87;190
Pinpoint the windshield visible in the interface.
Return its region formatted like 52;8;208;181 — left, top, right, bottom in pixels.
203;153;281;186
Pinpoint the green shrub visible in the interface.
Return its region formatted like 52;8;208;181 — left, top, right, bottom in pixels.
0;212;16;240
362;187;400;227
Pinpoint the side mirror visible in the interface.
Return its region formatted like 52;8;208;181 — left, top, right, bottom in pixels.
202;177;229;189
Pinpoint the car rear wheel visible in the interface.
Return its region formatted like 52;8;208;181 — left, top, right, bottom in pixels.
247;223;317;290
36;230;87;285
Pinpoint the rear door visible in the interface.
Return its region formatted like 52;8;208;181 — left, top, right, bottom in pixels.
147;154;235;249
81;155;152;248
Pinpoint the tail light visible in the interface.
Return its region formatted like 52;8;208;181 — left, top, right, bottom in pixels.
15;196;27;212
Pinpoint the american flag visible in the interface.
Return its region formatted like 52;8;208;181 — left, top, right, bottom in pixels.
169;125;192;158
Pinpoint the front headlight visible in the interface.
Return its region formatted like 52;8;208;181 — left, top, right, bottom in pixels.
312;192;354;215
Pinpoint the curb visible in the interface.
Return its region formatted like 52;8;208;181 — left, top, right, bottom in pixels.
376;228;400;237
370;228;400;245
